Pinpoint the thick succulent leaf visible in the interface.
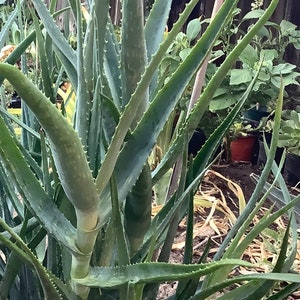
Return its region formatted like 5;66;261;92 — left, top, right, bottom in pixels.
132;165;209;263
155;157;188;269
121;0;147;110
0;219;62;300
144;0;172;60
110;174;130;266
0;145;25;217
124;164;152;254
144;0;172;96
0;3;19;49
87;78;103;174
185;0;280;137
203;73;283;289
0;252;24;299
192;273;300;300
75;259;254;288
0;114;79;250
84;0;110;93
104;20;122;107
94;0;202;199
0;63;99;218
31;0;78;89
203;0;281;264
30;7;55;103
72;0;91;146
97;0;238;226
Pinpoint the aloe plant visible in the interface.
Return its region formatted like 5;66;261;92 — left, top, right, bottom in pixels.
1;0;300;299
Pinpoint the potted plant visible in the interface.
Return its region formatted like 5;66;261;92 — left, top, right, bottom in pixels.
209;12;300;121
228;121;256;163
278;108;300;185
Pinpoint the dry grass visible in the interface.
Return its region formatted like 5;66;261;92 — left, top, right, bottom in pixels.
154;169;300;299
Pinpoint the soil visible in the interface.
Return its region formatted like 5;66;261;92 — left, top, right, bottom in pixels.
157;161;300;299
212;161;260;201
157;161;260;299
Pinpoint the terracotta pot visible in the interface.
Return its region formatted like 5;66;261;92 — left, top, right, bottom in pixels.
230;135;256;163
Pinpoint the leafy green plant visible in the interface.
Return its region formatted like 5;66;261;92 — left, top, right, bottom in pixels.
278;108;300;155
1;0;300;299
229;121;255;139
209;9;300;113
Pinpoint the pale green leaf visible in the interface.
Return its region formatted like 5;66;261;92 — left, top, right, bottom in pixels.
186;18;201;42
230;69;252;85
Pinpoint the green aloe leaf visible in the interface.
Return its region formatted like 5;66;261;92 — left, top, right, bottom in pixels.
0;63;99;222
31;0;77;89
110;174;130;266
73;0;90;145
94;0;202;199
0;252;24;299
121;0;147;110
193;272;300;300
104;20;122;107
203;72;284;289
124;164;152;254
132;162;210;264
0;3;19;49
0;114;78;253
84;0;109;95
0;164;24;218
97;0;238;226
75;259;254;288
30;6;55;103
0;218;62;300
144;0;172;97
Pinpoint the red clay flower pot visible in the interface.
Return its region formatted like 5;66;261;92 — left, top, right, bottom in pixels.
230;135;256;163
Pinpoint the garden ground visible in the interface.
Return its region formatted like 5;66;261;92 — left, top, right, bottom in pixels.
157;161;300;299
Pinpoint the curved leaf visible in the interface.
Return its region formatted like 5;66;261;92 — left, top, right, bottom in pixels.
0;114;78;253
97;0;239;226
75;259;254;288
0;63;99;218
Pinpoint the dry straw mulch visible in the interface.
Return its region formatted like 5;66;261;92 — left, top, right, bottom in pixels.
154;169;300;299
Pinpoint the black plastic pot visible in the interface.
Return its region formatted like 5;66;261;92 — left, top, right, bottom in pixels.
243;108;269;127
284;152;300;186
257;133;284;167
8;94;21;108
188;129;206;157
